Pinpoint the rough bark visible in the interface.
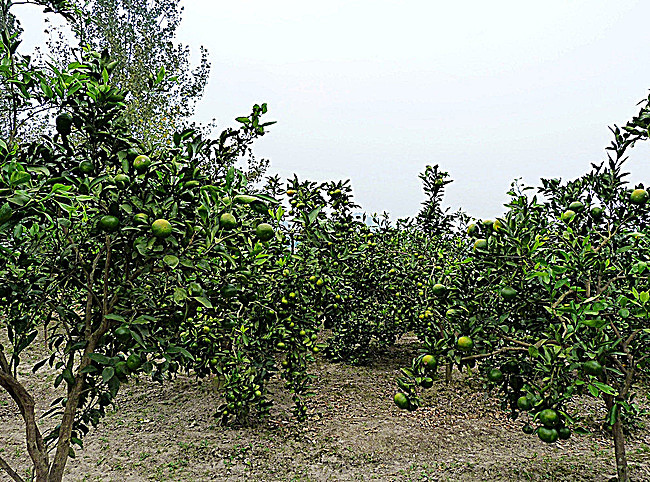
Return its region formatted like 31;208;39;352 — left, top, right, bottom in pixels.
605;395;630;482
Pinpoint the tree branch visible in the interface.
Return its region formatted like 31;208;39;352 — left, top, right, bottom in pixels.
0;454;25;482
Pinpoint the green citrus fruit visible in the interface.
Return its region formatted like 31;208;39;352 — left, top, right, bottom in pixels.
133;155;151;173
133;213;149;225
316;278;325;287
522;423;534;435
561;210;575;222
221;284;238;298
630;188;649;205
255;223;274;241
422;354;437;371
537;427;559;443
431;283;446;296
568;201;584;212
79;160;95;175
394;392;410;410
558;427;571;440
99;215;120;233
467;223;478;236
219;212;237;230
151;219;172;239
482;219;494;230
493;219;504;232
126;353;142;371
487;368;504;382
583;360;603;376
276;342;286;350
56;113;73;136
473;239;488;252
517;395;533;411
500;286;517;300
590;206;604;218
446;308;462;320
114;361;129;381
114;173;130;189
538;408;559;428
457;336;473;352
115;326;130;341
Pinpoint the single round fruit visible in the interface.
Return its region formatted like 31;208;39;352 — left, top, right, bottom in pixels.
114;361;130;381
487;368;504;382
79;160;94;175
473;239;488;252
482;219;494;230
133;155;151;173
583;360;604;376
537;427;559;443
115;326;130;341
221;284;238;298
276;342;286;350
114;173;130;189
457;336;474;352
422;354;437;371
316;278;325;287
568;201;584;212
394;392;410;410
126;353;142;371
493;219;504;232
255;223;274;241
630;188;649;205
561;210;575;223
538;408;559;428
558;427;571;440
99;215;120;233
446;308;462;320
431;283;446;296
517;395;533;411
522;423;535;435
467;223;478;236
151;219;172;239
56;113;73;136
500;286;517;300
133;213;149;225
219;212;237;230
590;206;604;218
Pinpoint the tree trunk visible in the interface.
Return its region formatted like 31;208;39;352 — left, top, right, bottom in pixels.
445;363;452;384
605;395;630;482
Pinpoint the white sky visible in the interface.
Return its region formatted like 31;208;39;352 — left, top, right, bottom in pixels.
16;0;650;219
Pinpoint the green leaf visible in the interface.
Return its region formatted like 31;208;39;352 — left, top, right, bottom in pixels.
105;314;125;323
173;287;188;305
581;318;608;329
163;255;179;269
640;291;649;304
193;296;213;308
167;345;194;360
102;367;115;382
88;353;111;365
592;381;617;395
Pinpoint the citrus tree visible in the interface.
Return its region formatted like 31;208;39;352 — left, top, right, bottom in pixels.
0;10;283;476
398;98;650;482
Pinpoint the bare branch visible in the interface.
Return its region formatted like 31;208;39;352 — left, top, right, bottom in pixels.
0;454;25;482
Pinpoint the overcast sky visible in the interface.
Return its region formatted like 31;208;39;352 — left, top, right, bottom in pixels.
17;0;650;219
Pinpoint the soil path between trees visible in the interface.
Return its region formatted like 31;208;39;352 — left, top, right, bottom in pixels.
2;337;650;481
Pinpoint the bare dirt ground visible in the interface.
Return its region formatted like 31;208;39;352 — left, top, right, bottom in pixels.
2;336;650;481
